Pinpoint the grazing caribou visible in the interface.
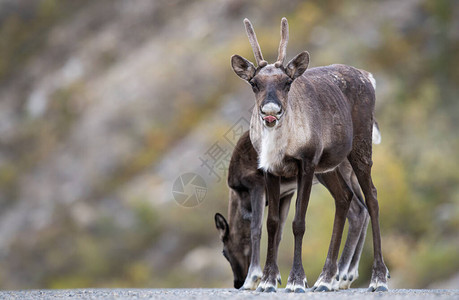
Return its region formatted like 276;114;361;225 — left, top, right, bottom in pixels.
228;18;389;293
215;130;374;290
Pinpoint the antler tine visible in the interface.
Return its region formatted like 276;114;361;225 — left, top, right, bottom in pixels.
244;18;268;68
275;17;289;68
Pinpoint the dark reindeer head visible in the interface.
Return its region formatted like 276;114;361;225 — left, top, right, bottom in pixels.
215;201;251;289
231;18;310;129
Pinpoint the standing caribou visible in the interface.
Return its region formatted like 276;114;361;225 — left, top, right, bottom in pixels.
228;18;389;292
215;131;375;291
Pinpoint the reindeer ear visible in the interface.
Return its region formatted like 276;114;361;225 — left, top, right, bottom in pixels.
231;55;256;81
215;213;229;241
286;51;309;80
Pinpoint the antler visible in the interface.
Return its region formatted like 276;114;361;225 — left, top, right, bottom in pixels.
244;18;268;68
274;17;289;68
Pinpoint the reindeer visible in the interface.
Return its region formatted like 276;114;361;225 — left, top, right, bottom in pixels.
215;130;374;290
228;18;389;292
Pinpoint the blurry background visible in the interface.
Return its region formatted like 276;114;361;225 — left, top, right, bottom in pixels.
0;0;458;290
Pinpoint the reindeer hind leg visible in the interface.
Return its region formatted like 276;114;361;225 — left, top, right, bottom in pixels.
348;138;389;292
334;164;370;289
312;168;353;292
337;194;369;289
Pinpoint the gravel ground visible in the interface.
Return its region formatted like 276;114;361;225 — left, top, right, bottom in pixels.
0;289;458;300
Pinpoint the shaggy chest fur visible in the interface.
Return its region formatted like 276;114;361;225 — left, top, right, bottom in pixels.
258;129;285;172
253;124;300;177
250;102;307;177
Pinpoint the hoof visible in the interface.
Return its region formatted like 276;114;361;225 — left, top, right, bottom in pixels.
265;286;276;293
294;287;306;293
315;285;330;292
369;263;389;292
241;270;262;291
255;287;264;292
375;286;388;292
285;270;308;294
314;270;339;292
285;286;306;293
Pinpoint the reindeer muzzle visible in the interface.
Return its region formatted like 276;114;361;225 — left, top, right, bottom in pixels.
263;115;277;123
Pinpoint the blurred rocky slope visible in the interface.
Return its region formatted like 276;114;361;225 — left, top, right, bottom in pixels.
0;0;458;289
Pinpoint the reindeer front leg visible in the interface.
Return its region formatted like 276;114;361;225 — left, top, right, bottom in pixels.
285;160;315;293
256;172;281;292
242;186;265;290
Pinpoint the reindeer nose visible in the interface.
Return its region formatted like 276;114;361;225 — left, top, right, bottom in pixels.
234;279;244;289
261;102;282;116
